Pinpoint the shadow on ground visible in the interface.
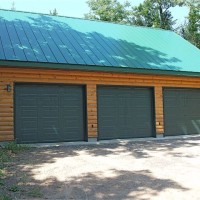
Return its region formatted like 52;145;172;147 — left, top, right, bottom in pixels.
2;136;199;199
2;169;187;199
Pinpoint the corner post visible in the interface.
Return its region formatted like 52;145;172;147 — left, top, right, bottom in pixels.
154;86;164;137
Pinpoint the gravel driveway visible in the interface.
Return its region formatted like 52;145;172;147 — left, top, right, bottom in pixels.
2;136;200;199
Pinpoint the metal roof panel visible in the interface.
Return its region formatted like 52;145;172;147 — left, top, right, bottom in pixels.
0;9;200;74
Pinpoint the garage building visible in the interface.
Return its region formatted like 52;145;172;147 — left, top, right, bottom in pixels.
0;9;200;143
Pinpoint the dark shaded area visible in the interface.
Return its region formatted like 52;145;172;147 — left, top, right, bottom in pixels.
38;170;185;200
0;12;181;71
1;137;199;199
1;166;187;200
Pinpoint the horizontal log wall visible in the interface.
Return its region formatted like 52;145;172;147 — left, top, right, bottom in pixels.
0;80;14;141
87;84;97;138
154;86;164;134
1;66;200;141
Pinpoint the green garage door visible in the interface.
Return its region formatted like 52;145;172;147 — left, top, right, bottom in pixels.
98;86;155;140
15;84;86;143
164;88;200;136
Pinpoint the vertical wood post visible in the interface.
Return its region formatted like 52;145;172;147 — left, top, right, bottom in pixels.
86;84;98;139
154;86;164;136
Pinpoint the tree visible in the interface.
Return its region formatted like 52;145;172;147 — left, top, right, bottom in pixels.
131;0;184;30
85;0;131;24
50;8;58;16
11;1;16;11
180;1;200;48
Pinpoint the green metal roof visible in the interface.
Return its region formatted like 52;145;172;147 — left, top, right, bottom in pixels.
0;9;200;76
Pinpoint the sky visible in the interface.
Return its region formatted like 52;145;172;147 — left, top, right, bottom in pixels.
0;0;189;25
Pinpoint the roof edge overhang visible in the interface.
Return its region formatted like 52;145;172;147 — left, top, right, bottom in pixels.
0;60;200;78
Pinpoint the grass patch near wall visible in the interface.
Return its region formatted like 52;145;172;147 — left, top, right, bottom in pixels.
3;142;29;154
0;142;29;200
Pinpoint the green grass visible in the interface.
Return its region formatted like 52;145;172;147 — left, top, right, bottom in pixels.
0;180;4;186
0;142;29;164
4;142;29;154
8;185;20;192
0;142;30;200
0;195;12;200
19;174;29;184
0;150;11;163
27;187;43;198
0;168;5;180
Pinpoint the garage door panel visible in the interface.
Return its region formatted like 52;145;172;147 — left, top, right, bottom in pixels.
185;122;198;134
61;107;81;114
39;97;59;106
98;86;154;140
164;88;200;136
20;108;37;118
41;108;59;116
41;129;60;136
21;119;37;129
190;120;200;134
100;99;115;107
15;84;85;143
20;97;37;106
21;133;38;143
41;119;59;127
39;135;59;142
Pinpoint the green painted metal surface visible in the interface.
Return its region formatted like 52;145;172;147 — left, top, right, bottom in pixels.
0;9;200;75
98;86;155;140
164;88;200;136
15;84;86;143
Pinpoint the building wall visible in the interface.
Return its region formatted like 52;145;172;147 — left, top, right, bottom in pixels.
1;66;200;141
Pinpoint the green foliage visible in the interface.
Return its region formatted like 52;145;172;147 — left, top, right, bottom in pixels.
0;180;4;186
50;8;58;16
0;143;29;200
27;187;43;198
8;185;20;192
85;0;185;30
4;142;29;154
11;1;16;11
0;195;12;200
0;150;11;163
0;142;27;179
0;168;5;186
0;168;5;177
85;0;131;23
180;2;200;48
131;0;157;27
132;0;184;30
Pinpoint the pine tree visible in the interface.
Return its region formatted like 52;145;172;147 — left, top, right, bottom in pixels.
50;8;58;16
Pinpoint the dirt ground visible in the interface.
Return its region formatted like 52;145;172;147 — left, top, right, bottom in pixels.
1;136;200;200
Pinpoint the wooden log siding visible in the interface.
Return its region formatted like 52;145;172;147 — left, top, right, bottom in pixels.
0;80;14;141
87;84;97;138
154;86;164;134
1;67;200;141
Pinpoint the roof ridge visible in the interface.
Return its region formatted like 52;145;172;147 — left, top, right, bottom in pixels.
0;8;173;33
